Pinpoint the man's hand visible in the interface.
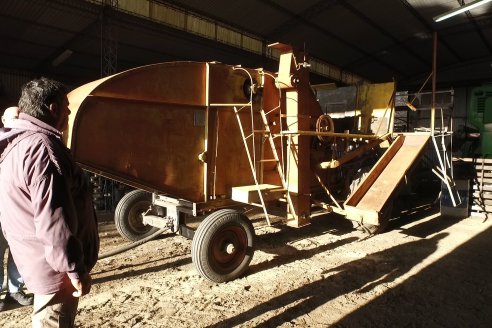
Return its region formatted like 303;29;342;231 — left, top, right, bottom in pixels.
70;273;92;297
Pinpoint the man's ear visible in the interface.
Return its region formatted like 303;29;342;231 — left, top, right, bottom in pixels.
45;103;60;126
48;102;59;116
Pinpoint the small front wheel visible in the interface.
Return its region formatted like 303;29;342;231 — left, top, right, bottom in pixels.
114;190;159;241
192;209;255;283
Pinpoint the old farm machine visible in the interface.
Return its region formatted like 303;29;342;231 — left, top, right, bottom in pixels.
66;43;456;282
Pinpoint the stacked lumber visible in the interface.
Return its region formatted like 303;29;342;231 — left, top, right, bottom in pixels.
456;158;492;219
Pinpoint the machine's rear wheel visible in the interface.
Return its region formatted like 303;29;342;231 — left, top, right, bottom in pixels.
192;209;255;283
114;190;159;241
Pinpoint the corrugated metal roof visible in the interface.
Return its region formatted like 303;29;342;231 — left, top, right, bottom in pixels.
0;0;490;88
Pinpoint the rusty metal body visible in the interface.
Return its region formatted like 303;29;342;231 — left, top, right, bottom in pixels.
66;49;401;226
67;45;445;282
68;62;275;206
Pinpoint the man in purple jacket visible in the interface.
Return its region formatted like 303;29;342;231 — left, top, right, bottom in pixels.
0;78;99;327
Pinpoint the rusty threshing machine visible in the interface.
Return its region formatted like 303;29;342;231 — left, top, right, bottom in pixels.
66;43;456;282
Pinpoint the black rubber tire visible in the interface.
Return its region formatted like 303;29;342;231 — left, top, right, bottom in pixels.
114;190;159;241
192;209;255;283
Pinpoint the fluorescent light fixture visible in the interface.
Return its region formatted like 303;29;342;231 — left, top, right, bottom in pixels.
51;49;73;67
434;0;492;22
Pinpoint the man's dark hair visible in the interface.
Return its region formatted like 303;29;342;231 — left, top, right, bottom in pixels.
18;77;67;120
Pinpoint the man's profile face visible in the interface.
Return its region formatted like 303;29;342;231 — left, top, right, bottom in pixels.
53;96;71;132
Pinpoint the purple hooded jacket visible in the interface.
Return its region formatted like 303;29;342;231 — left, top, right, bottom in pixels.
0;113;99;294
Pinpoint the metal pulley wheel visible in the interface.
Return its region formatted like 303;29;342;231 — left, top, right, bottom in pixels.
316;114;335;142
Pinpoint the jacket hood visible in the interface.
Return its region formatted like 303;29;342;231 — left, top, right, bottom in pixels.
0;113;61;142
0;128;24;151
0;113;62;155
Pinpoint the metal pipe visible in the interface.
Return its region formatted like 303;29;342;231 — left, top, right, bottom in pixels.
98;227;168;260
431;31;437;134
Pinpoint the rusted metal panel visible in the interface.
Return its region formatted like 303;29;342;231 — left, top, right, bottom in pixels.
208;63;262;104
207;107;259;199
67;61;269;203
205;64;267;199
88;62;207;106
68;62;209;202
72;95;206;201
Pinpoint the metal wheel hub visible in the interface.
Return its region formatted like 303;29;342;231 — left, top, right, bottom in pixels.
128;201;151;233
210;227;247;273
224;243;236;254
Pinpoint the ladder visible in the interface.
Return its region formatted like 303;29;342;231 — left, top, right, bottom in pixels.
233;102;297;225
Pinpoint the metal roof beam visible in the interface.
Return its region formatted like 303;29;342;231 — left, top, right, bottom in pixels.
260;0;406;76
341;2;429;66
457;0;492;55
398;0;464;61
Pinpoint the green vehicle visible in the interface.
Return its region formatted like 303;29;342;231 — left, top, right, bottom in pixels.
468;84;492;157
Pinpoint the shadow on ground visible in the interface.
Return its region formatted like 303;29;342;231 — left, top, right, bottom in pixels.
208;215;491;327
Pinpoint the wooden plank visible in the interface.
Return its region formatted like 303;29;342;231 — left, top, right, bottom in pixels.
231;184;283;204
470;212;489;219
473;160;492;165
344;205;379;225
472;191;492;199
476;164;492;168
472;178;492;184
356;134;430;211
475;173;492;180
454;157;492;164
472;198;492;206
475;166;492;171
471;204;492;212
472;185;492;191
344;134;430;225
344;135;405;209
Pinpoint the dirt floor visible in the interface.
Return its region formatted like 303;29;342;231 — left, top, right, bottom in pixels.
1;199;491;327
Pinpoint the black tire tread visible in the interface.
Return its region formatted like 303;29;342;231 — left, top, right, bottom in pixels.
114;190;159;241
192;209;255;283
